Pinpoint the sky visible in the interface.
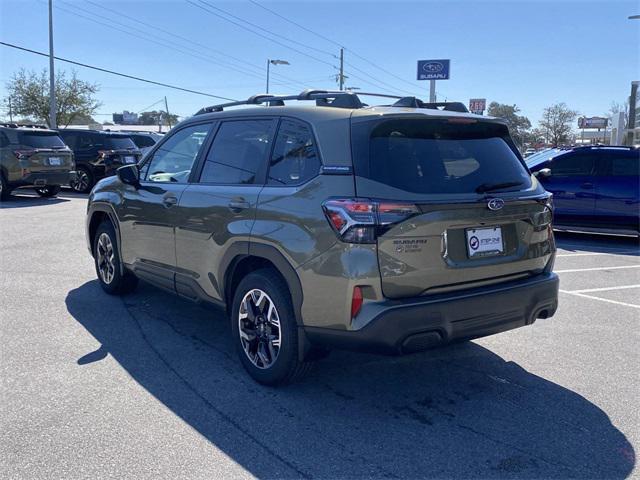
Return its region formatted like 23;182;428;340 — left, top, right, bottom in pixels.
0;0;638;126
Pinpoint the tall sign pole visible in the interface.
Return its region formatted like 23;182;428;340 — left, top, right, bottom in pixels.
339;48;344;91
417;59;450;103
48;0;57;128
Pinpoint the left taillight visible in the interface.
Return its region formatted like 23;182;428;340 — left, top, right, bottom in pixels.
13;149;36;160
322;198;419;244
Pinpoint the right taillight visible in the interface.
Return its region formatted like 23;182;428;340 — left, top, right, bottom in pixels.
322;198;419;244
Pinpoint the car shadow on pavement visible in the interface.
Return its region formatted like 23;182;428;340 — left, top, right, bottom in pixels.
66;280;635;479
1;194;70;208
555;231;640;255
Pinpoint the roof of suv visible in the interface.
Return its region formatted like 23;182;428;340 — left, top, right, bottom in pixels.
58;128;132;137
188;90;503;125
0;123;58;134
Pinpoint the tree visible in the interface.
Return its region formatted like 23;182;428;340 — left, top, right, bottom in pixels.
486;102;531;148
3;69;101;127
138;110;179;126
539;103;578;146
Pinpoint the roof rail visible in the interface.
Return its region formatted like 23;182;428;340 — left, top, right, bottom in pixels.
194;90;470;115
391;97;469;113
0;122;49;129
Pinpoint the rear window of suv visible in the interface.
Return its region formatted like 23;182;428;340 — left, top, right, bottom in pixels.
17;131;66;148
351;118;531;195
102;135;136;150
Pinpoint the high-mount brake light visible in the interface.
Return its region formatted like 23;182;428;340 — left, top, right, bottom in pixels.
322;198;419;244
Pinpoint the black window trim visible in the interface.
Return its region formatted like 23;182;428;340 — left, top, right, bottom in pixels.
192;116;279;186
138;120;216;185
549;152;596;177
263;116;324;188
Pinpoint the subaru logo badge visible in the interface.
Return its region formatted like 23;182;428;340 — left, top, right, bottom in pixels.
423;61;444;73
487;198;505;211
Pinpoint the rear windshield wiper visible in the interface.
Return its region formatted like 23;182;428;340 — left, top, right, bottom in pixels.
475;181;523;194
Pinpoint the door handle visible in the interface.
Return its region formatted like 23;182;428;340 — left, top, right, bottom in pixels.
162;195;178;207
228;200;250;212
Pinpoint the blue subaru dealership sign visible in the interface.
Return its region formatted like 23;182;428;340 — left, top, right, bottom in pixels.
417;59;450;80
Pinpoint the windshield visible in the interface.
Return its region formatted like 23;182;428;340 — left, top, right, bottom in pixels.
104;135;137;150
352;118;531;195
18;131;66;149
525;148;564;168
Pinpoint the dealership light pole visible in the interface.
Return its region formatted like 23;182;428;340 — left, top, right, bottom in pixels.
266;59;290;94
48;0;57;128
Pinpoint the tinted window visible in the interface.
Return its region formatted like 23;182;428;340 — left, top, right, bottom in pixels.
525;148;563;168
611;153;640;176
0;131;9;148
352;119;531;194
103;135;136;150
268;120;320;185
17;131;65;148
131;135;156;148
142;123;211;183
200;120;273;184
59;132;77;149
551;153;594;176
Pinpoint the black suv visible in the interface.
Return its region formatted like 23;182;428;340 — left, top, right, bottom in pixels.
57;129;142;193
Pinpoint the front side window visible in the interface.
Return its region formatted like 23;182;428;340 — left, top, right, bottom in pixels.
610;152;639;176
199;120;273;184
551;153;594;176
268;119;320;186
142;123;212;183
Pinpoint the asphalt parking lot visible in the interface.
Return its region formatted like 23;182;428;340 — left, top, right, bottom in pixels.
1;190;638;479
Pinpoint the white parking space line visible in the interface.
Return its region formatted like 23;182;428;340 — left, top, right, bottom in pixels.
555;265;640;274
565;284;640;294
559;290;640;309
556;251;640;258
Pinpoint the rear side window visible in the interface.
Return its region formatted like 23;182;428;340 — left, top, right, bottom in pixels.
17;131;65;148
610;153;639;176
131;135;156;148
200;120;273;184
268;119;320;185
551;153;594;176
352;119;531;194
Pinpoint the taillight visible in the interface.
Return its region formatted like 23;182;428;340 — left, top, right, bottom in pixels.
351;286;363;319
322;198;419;244
14;149;36;160
97;150;108;159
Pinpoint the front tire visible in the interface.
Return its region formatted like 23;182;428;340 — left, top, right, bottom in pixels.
231;269;312;386
70;166;94;193
35;185;61;197
94;220;138;295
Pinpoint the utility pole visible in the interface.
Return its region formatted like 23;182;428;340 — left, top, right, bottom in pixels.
164;96;171;130
8;97;13;122
48;0;57;128
266;59;270;94
339;48;344;91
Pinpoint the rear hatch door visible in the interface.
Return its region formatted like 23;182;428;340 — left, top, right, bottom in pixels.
16;131;73;172
351;115;554;299
102;135;141;165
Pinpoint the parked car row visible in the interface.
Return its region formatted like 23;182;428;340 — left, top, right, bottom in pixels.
0;124;162;199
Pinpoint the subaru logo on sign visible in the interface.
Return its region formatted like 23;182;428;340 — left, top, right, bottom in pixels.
487;198;505;211
417;59;451;80
423;62;444;73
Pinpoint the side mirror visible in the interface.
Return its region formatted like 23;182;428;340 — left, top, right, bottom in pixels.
534;168;551;179
117;164;140;187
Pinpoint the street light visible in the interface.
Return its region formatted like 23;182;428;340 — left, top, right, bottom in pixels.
266;59;289;94
628;14;640;19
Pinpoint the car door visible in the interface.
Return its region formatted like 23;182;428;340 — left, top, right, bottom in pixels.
174;118;277;303
117;122;214;291
543;151;596;225
594;149;640;231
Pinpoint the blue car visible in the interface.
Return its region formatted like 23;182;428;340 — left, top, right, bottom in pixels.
527;146;640;236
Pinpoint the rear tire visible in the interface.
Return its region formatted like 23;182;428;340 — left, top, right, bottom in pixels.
94;220;138;295
70;165;94;193
35;185;61;197
231;269;313;386
0;173;11;201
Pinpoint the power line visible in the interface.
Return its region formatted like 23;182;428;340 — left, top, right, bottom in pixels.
186;0;338;69
247;0;423;92
0;41;238;101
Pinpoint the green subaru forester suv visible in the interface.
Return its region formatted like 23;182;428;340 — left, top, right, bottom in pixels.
85;90;559;385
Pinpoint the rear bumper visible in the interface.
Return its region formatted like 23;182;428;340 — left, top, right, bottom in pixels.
304;272;559;355
12;171;74;187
